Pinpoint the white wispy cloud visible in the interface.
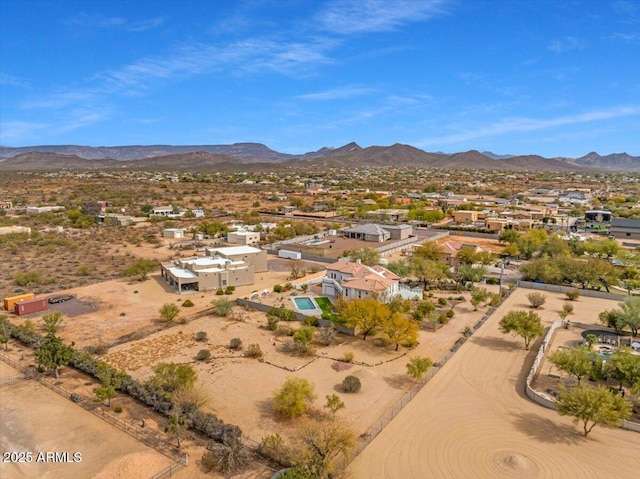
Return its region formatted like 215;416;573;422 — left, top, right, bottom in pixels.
548;36;583;53
294;86;377;101
0;121;50;144
317;0;449;34
67;13;166;32
416;106;640;147
0;73;29;88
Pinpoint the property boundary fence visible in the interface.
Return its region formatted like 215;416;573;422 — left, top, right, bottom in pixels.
518;281;625;301
336;285;516;470
0;353;188;472
524;321;640;433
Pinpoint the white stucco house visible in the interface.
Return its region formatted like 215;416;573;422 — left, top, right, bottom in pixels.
322;261;421;302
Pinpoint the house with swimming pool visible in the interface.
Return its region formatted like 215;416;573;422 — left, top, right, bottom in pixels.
322;261;422;303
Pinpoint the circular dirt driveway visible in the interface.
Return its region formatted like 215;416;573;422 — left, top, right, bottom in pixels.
348;289;640;479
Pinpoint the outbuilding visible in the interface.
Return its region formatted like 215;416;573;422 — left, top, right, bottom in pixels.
14;297;48;316
4;293;35;311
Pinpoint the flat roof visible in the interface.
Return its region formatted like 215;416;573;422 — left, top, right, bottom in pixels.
167;267;198;279
208;245;262;255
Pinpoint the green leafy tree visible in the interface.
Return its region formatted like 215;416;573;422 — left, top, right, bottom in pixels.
336;297;389;340
123;259;157;280
382;313;418;351
0;315;10;351
598;309;627;333
349;247;380;266
406;356;433;380
498;310;544;350
151;362;197;392
291;419;355;479
169;384;208;448
34;334;74;378
411;257;450;290
456;264;486;283
42;311;64;335
386;260;410;277
470;287;489;311
93;362;125;407
618;296;640;337
273;377;316;419
516;229;548;259
499;229;518;244
557;385;631;437
159;302;180;322
412;242;443;261
604;348;640;391
548;346;599;384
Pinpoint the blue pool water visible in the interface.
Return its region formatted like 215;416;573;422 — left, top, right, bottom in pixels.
293;297;317;311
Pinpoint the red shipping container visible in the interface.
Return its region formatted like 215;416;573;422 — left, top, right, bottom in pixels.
14;298;48;316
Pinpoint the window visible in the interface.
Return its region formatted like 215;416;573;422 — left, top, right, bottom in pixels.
222;280;227;285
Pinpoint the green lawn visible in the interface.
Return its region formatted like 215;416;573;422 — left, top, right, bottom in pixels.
315;296;339;322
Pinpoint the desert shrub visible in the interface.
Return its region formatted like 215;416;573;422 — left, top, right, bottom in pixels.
195;331;208;342
276;325;295;337
75;264;94;276
527;292;547;309
485;277;500;285
212;297;234;317
259;433;290;466
303;316;319;327
565;289;580;301
229;338;242;350
119;312;126;317
406;356;433;380
318;326;337;346
342;351;355;363
437;297;447;306
245;343;263;358
224;286;235;295
446;309;455;318
438;314;449;325
284;282;293;291
114;406;123;413
293;325;315;345
182;299;195;307
273;377;316;418
216;289;224;295
202;441;249;475
342;375;361;393
267;316;279;331
562;302;574;315
196;349;212;361
273;284;284;293
268;307;297;322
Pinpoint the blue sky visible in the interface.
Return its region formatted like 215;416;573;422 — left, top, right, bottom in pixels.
1;0;639;157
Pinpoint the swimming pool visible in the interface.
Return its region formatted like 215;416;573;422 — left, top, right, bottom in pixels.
292;296;320;312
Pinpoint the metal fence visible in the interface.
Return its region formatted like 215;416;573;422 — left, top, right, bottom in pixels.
0;353;187;472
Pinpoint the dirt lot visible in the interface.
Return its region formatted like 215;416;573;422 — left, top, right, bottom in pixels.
0;362;172;479
348;289;640;478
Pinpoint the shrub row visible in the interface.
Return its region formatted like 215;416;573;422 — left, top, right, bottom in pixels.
8;325;242;445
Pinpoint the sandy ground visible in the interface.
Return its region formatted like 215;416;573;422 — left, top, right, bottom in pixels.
0;362;171;479
348;289;640;478
100;285;492;445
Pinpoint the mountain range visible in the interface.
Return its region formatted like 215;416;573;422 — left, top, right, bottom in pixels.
0;143;637;172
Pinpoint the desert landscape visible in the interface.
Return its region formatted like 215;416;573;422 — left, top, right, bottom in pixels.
348;288;640;478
